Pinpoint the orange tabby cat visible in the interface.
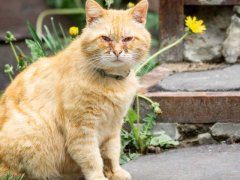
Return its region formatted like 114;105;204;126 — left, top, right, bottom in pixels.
0;0;150;179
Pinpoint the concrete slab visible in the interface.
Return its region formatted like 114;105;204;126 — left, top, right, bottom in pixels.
155;64;240;91
123;144;240;180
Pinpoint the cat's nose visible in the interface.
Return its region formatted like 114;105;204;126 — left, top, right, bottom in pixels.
113;50;122;57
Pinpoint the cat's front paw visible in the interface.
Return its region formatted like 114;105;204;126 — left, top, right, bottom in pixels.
90;177;108;180
87;175;108;180
109;168;131;180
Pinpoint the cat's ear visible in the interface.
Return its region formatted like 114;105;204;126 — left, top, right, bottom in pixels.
85;0;105;24
129;0;148;24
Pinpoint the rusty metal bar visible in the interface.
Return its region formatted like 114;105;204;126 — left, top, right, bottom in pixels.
146;91;240;123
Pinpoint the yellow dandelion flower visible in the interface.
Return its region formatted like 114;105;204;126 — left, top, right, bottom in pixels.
185;16;206;34
127;2;135;8
69;26;79;37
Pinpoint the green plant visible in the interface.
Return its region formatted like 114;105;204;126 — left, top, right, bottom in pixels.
4;18;73;81
120;15;207;164
0;174;24;180
120;94;179;164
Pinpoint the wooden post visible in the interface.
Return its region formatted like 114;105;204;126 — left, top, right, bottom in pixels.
159;0;184;62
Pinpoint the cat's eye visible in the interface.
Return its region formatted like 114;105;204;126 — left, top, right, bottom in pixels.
122;37;134;42
101;36;112;42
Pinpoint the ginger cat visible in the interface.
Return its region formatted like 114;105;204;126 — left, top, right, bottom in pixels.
0;0;151;179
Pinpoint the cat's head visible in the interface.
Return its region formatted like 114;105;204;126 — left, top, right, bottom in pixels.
80;0;151;72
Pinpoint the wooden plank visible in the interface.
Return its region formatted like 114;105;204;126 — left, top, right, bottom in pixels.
0;0;48;40
0;0;75;41
159;0;184;62
148;0;159;12
145;91;240;123
185;0;240;5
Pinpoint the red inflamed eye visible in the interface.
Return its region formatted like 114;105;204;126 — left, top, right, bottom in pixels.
122;37;133;42
102;36;112;42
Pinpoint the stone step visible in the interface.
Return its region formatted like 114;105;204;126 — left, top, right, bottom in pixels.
153;64;240;92
123;144;240;180
146;91;240;123
140;64;240;123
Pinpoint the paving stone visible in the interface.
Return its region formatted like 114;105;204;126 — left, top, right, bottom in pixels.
155;64;240;91
211;123;240;139
138;66;172;94
197;133;217;145
152;123;180;140
123;144;240;180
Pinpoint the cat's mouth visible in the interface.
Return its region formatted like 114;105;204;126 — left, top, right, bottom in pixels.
108;59;128;67
98;53;133;68
113;59;124;63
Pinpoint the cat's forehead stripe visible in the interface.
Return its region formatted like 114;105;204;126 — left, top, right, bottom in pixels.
109;10;128;40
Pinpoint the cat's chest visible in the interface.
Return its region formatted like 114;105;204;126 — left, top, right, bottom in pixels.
96;90;135;144
98;89;135;121
97;83;136;122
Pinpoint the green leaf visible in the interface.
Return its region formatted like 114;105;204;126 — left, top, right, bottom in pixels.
51;17;63;50
121;130;133;149
25;39;45;60
59;22;68;47
150;132;179;148
0;174;24;180
126;108;139;126
142;112;156;134
43;25;57;53
129;153;140;160
120;153;131;165
120;153;139;165
105;0;114;9
4;31;16;43
27;22;44;50
4;64;14;75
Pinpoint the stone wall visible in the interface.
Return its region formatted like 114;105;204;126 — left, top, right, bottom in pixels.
184;6;240;63
148;1;240;63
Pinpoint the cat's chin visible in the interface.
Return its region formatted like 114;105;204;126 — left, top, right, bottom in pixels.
96;63;132;77
97;60;132;69
105;61;126;68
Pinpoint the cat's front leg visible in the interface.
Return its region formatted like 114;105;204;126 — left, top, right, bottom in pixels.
67;120;108;180
101;133;131;180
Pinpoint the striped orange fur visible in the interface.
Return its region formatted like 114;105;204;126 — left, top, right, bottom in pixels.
0;0;150;179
